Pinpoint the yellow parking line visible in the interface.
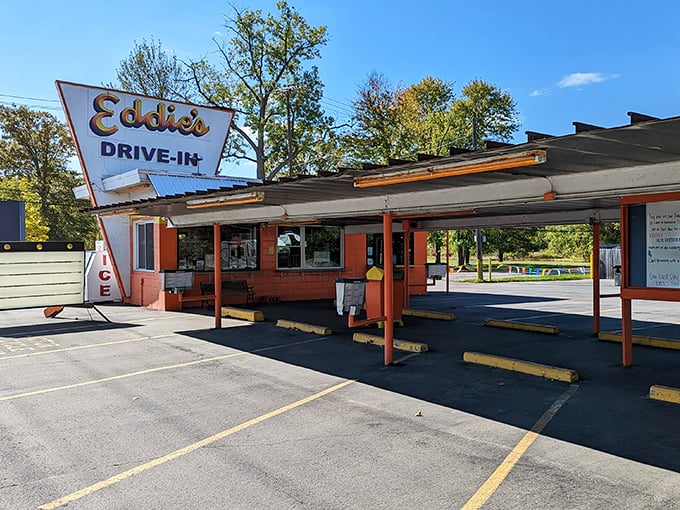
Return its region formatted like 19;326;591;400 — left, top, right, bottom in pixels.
461;384;578;510
38;379;355;510
0;336;330;402
0;352;245;402
0;336;166;361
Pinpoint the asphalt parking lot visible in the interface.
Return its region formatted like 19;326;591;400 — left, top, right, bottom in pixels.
1;279;680;509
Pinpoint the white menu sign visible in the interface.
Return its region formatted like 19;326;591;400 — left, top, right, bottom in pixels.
646;200;680;288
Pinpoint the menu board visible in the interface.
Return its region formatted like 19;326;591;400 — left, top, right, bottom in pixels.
646;201;680;288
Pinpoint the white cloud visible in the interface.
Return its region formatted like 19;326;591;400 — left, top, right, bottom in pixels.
558;72;617;88
530;89;549;97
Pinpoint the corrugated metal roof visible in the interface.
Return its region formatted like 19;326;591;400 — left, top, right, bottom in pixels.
90;114;680;229
147;173;259;198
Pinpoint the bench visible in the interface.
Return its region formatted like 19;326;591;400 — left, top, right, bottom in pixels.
200;280;255;306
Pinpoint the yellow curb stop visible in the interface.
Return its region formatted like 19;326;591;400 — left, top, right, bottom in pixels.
221;307;264;322
402;309;456;321
599;332;680;351
276;319;332;335
649;385;680;404
352;332;428;353
463;351;578;382
483;319;559;335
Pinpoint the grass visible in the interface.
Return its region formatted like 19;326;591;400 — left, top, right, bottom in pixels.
460;274;591;283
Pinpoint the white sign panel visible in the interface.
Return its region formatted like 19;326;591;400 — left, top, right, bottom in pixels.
0;243;85;310
57;81;234;298
85;245;122;302
646;200;680;288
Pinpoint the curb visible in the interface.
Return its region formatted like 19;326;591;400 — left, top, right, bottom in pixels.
352;332;428;353
276;319;332;335
463;351;578;382
402;309;456;321
483;319;559;335
221;306;264;322
598;331;680;351
649;385;680;404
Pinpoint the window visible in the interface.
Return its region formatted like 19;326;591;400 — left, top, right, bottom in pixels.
366;232;414;267
135;220;155;271
221;226;258;270
177;225;259;271
277;226;342;269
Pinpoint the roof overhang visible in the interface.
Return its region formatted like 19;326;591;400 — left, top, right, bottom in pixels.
88;115;680;230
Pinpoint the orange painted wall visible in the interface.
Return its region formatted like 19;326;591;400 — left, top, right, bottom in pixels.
128;221;428;310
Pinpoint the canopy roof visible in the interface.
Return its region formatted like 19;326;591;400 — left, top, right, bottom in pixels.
91;113;680;231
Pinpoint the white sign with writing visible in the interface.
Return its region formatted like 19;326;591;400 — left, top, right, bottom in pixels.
646;200;680;288
57;81;234;298
85;244;122;302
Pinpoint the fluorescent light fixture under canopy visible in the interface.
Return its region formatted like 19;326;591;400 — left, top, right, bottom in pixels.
353;150;548;188
186;191;265;208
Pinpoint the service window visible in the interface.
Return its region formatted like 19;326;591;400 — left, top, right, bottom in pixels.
134;220;155;271
277;226;342;269
178;225;259;271
366;232;414;267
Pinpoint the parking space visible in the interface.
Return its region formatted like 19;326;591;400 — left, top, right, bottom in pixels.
2;280;680;509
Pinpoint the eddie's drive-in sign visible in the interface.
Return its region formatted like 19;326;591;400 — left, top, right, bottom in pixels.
56;81;234;298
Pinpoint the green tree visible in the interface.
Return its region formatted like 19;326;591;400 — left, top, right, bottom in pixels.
345;72;407;164
451;229;475;266
189;1;337;179
0;105;98;246
0;176;49;240
427;230;447;263
398;76;458;156
346;75;519;164
451;79;520;149
542;225;593;260
485;227;545;262
109;37;195;101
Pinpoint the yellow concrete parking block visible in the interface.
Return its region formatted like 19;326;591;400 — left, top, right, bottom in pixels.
221;307;264;322
276;319;332;335
598;331;680;350
402;309;456;321
483;319;559;335
649;385;680;405
463;351;578;382
352;332;428;353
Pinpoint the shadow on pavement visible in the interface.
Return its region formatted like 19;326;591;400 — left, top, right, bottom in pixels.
179;293;680;474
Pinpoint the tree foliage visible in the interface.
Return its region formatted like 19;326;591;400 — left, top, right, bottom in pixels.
0;176;49;240
189;1;338;179
111;3;342;179
109;37;195;101
451;79;520;149
485;227;545;262
346;75;519;164
0;105;99;246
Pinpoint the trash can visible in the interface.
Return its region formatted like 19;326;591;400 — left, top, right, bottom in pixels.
335;278;366;316
364;266;403;323
613;265;622;286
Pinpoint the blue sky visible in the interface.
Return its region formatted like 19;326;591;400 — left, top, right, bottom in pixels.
2;1;680;178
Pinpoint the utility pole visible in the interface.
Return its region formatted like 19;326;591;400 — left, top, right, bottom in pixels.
273;84;297;178
473;116;484;280
285;88;294;177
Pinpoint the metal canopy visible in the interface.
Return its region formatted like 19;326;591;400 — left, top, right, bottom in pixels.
91;115;680;230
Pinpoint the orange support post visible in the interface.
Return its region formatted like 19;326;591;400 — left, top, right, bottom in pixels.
622;298;633;366
403;223;410;309
213;223;222;329
445;230;450;295
383;213;394;365
592;222;600;335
